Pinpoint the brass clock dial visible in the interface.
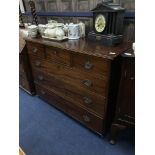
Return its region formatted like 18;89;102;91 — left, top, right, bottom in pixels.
95;14;106;33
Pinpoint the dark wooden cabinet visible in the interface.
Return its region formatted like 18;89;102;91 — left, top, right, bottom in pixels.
25;37;131;135
19;45;35;95
110;51;135;144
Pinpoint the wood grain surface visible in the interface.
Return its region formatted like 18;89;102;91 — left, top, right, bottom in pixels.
25;37;132;135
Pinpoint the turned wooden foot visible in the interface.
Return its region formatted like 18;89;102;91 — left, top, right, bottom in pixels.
109;123;126;144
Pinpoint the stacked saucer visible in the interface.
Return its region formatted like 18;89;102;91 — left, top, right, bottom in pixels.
28;25;38;38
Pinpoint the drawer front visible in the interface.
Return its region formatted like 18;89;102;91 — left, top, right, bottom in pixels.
72;53;110;76
26;41;45;59
45;46;71;66
33;69;106;117
30;59;108;95
35;84;104;134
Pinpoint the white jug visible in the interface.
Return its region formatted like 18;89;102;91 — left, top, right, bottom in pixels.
68;23;80;40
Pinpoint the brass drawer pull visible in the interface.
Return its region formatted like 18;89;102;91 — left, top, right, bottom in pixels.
83;97;92;105
83;79;92;87
38;75;44;81
35;61;41;67
32;47;38;53
40;90;46;95
83;115;91;122
84;61;93;70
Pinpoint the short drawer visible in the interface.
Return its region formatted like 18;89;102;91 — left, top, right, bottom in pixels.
26;41;45;59
35;84;104;134
33;69;106;117
31;59;108;95
45;46;71;66
72;53;110;76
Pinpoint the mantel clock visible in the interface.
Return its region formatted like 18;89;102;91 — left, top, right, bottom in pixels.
88;0;125;46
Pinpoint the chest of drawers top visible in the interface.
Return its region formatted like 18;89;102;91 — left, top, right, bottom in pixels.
25;37;131;60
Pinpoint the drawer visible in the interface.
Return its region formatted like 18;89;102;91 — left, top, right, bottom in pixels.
26;41;45;59
35;84;104;134
45;46;71;66
33;69;106;117
72;53;110;76
30;59;108;95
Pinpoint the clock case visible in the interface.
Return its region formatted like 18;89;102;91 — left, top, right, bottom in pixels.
88;2;125;46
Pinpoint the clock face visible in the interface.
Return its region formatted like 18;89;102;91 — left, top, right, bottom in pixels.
95;14;106;33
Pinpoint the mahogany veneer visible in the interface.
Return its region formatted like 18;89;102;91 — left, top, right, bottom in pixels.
25;37;131;135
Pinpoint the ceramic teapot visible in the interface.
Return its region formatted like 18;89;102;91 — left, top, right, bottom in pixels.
44;27;56;38
55;26;65;39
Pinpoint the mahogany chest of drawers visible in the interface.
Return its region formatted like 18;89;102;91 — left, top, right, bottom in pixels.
25;37;131;135
19;45;35;95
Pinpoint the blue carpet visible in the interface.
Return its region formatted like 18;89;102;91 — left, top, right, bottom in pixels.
19;89;135;155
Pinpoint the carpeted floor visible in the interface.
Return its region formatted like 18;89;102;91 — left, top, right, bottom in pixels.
19;89;135;155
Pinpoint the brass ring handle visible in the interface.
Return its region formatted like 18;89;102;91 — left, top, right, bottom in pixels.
38;75;44;81
83;79;92;87
40;90;46;95
35;61;41;67
83;115;91;122
83;97;92;105
84;61;93;70
32;47;38;53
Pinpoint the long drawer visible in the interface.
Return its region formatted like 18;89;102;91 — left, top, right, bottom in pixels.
33;69;106;117
35;83;104;134
29;57;108;95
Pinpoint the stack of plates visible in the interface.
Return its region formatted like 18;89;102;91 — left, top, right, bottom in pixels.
28;25;38;38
